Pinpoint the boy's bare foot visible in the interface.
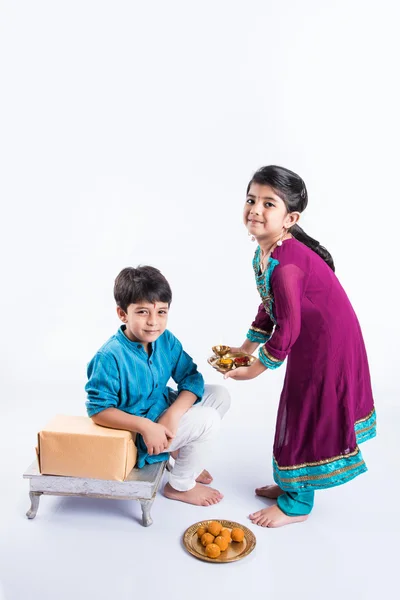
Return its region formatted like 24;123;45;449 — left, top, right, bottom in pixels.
196;469;213;484
163;482;223;506
167;460;213;485
249;505;308;528
255;484;284;499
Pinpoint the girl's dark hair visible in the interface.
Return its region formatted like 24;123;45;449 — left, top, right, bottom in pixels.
114;266;172;312
247;165;335;271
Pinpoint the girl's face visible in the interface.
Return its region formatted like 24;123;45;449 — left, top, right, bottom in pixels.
243;183;298;242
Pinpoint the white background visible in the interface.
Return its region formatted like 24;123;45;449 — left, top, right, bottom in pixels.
0;2;398;599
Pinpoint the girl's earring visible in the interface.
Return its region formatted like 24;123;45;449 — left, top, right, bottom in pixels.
248;232;256;242
276;229;286;246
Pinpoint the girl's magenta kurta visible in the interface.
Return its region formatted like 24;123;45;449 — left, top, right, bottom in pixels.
248;238;376;491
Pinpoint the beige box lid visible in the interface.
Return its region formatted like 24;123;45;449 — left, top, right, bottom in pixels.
41;415;134;438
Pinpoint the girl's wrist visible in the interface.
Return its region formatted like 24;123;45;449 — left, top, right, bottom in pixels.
253;359;267;375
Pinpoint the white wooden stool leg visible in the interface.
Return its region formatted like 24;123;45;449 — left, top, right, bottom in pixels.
27;491;42;519
140;499;154;527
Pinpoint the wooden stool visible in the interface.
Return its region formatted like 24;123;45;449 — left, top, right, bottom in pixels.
23;460;167;527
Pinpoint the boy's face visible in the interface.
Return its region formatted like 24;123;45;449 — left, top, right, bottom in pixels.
117;301;169;346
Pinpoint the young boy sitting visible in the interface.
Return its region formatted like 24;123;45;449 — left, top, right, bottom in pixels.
85;266;230;506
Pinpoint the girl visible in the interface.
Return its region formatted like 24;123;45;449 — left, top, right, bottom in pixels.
224;166;376;528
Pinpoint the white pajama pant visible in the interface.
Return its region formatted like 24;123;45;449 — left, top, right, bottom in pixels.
165;384;231;492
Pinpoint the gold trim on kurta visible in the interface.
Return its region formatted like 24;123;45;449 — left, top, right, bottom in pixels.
356;421;376;435
355;408;375;425
260;346;281;363
250;326;271;335
276;460;365;484
274;446;360;470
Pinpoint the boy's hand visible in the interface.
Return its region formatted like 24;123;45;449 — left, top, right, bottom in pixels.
157;411;181;442
141;420;174;456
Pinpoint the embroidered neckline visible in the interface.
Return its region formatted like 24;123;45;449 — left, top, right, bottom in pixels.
253;246;279;323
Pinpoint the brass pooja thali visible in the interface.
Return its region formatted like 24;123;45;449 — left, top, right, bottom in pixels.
183;519;256;563
208;345;255;373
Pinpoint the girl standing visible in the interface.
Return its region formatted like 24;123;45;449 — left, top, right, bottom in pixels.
224;165;376;527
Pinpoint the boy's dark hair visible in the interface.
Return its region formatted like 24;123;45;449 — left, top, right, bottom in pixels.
114;266;172;312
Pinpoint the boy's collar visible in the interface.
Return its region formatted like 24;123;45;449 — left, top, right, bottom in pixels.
117;325;158;352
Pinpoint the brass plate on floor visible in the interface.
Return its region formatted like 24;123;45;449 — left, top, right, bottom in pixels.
183;520;256;563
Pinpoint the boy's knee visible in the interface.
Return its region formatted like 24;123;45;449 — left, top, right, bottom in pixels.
217;385;231;413
205;384;231;417
198;407;221;440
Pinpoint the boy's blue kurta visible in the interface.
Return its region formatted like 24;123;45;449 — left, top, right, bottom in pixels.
85;326;204;468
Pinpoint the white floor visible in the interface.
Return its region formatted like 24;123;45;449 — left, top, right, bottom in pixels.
0;381;397;600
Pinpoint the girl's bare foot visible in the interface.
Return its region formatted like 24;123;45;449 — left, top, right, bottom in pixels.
196;469;213;484
255;484;284;499
163;482;223;506
249;505;308;527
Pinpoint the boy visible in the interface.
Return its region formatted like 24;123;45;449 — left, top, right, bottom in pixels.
85;266;230;506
